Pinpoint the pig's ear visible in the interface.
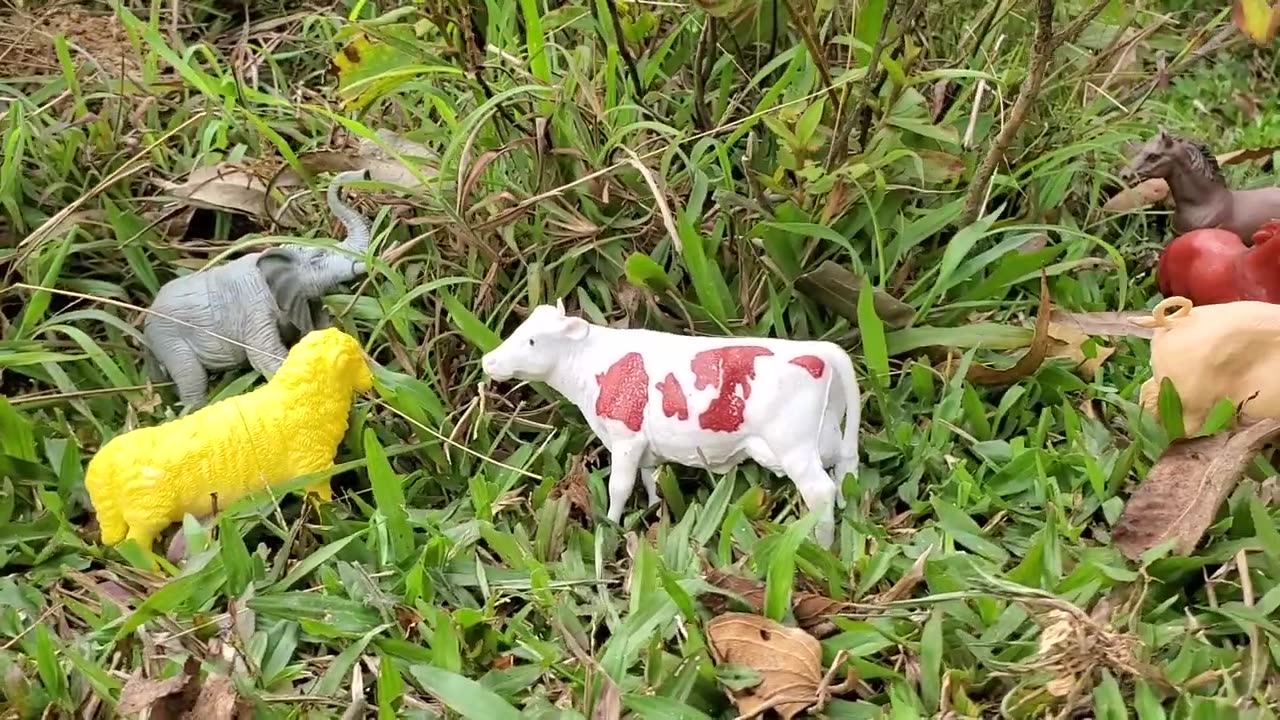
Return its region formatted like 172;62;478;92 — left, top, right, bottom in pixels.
555;298;566;315
561;316;589;340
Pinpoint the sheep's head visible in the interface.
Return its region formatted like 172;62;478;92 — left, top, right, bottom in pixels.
278;328;374;393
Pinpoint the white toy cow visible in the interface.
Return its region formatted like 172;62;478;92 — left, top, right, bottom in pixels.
480;299;862;547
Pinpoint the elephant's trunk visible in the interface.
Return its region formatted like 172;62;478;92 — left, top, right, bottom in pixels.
328;169;372;256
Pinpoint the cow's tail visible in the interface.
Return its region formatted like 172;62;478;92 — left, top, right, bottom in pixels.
84;449;128;546
824;345;862;489
1132;296;1193;330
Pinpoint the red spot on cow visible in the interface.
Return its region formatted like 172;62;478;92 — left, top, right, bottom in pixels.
691;346;775;432
789;355;825;378
595;353;649;431
655;373;689;420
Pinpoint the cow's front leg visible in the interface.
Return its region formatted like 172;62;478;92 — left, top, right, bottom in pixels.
639;466;661;508
606;441;645;523
780;451;838;547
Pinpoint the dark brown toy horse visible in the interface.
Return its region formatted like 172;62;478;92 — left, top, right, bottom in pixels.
1119;128;1280;242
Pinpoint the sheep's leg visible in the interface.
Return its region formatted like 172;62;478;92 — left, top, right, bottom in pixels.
125;521;168;569
304;465;335;504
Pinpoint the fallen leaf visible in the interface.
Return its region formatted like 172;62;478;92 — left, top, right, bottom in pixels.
1045;321;1117;380
551;454;594;523
795;261;915;330
292;128;439;189
1219;145;1280;166
911;150;967;185
964;272;1051;385
1232;0;1280;44
706;613;858;720
186;672;245;720
155;163;305;228
867;545;933;604
700;568;851;638
115;657;201;719
1047;309;1155;340
1112;418;1280;559
117;673;192;715
590;675;622;720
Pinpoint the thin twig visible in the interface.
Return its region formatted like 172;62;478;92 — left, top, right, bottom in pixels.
826;0;900;169
961;0;1055;225
782;0;842;112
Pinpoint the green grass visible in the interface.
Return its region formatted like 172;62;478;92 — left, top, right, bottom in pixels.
3;0;1280;717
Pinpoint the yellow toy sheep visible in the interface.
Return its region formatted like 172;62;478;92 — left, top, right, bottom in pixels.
85;327;374;557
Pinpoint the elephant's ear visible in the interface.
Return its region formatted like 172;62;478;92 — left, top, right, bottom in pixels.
257;249;315;334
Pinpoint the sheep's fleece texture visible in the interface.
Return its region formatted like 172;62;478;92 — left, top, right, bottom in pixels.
85;327;374;556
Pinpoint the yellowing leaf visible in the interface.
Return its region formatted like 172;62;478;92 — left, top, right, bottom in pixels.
1232;0;1280;44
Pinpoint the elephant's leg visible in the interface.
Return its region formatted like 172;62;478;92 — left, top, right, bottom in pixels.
157;341;209;410
245;324;289;378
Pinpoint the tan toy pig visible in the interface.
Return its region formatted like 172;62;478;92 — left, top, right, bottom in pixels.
1134;296;1280;435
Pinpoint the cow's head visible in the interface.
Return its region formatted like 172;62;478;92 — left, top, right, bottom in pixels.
481;299;591;382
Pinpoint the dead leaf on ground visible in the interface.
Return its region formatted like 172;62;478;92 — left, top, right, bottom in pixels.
1105;145;1280;212
1018;603;1150;703
551;454;594;524
290;128;438;189
590;675;622;720
795;261;915;330
1045;321;1117;381
699;568;851;639
1047;309;1155;340
186;673;247;720
1113;418;1280;559
155;163;306;229
706;613;860;720
867;545;933;604
964;272;1051;385
116;657;201;719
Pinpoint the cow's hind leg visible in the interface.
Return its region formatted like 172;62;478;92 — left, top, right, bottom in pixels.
606;441;645;523
779;450;838;548
639;466;661;508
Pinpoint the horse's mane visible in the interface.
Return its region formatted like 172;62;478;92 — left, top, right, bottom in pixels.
1174;135;1224;183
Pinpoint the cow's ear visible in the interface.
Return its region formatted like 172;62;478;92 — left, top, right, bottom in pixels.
561;316;589;340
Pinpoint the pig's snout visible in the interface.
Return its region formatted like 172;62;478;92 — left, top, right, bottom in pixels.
481;351;508;380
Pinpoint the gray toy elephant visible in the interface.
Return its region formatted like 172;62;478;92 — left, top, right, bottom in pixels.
142;169;374;409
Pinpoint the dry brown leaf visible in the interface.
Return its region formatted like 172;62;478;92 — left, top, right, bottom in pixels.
185;673;247;720
966;272;1051;385
1047;309;1155;340
1045;322;1117;380
794;261;915;330
1113;418;1280;559
590;676;622;720
706;613;857;720
867;545;933;604
155;163;305;229
1219;145;1280;166
700;568;851;638
117;673;192;715
115;657;202;719
552;454;594;524
293;128;439;189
